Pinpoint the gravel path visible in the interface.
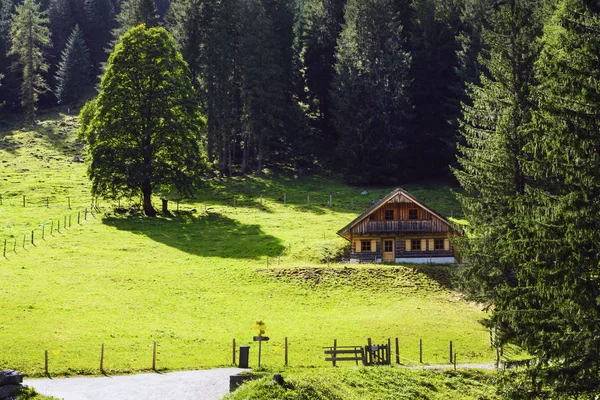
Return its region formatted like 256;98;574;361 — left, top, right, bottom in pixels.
24;368;245;400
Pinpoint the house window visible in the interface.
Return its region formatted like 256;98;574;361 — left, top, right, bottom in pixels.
408;209;418;220
434;238;445;250
384;240;393;252
361;240;372;252
411;239;421;251
384;209;394;220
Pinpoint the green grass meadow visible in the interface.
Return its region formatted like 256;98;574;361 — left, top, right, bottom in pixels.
0;112;493;378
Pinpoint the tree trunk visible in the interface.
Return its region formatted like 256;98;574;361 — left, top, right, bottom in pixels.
142;184;156;217
161;198;173;217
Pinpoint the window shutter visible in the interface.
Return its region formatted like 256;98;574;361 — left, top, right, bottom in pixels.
371;240;377;252
355;240;361;253
405;239;411;251
420;239;426;251
428;239;434;251
444;238;450;251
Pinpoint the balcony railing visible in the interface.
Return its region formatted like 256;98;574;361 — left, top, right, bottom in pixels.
366;220;433;233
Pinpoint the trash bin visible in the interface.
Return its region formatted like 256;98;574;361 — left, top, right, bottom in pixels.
239;345;250;368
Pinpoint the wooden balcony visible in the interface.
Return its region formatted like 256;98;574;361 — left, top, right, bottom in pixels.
366;220;433;233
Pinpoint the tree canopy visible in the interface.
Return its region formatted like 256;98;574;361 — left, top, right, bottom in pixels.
79;24;206;216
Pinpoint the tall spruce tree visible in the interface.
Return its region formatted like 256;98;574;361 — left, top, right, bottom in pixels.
238;0;285;174
55;24;91;104
505;0;600;396
111;0;159;43
166;0;208;85
83;0;116;71
9;0;51;122
202;0;243;176
298;0;347;160
409;0;462;177
331;0;412;184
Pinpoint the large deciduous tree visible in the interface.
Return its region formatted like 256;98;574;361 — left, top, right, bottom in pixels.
9;0;51;123
79;25;206;216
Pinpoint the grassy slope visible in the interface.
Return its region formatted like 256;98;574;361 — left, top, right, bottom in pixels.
0;112;491;378
225;367;499;400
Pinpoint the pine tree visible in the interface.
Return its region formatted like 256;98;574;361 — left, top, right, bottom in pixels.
166;0;208;85
203;0;243;176
454;0;543;294
48;0;78;60
297;0;347;159
507;0;600;395
238;0;285;174
55;24;92;104
83;0;116;71
112;0;159;43
331;0;412;184
9;0;51;122
409;0;462;177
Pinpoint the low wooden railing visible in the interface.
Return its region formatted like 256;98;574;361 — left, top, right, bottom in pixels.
366;220;433;233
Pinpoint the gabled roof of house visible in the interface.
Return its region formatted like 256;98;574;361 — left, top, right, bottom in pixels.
336;188;455;238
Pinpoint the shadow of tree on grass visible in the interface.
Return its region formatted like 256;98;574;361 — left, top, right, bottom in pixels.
103;213;286;259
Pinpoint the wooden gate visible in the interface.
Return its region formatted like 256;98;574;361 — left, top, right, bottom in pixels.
365;339;391;365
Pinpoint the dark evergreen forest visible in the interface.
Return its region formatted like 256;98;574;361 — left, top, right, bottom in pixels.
0;0;499;183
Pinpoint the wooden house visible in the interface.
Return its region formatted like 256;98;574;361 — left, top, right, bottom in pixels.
337;188;460;264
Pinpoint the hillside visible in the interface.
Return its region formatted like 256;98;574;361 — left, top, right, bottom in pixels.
0;113;492;379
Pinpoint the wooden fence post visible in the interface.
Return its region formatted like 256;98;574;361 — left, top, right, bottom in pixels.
100;343;104;372
22;234;25;249
64;216;67;229
449;341;453;364
333;339;337;367
51;220;54;235
395;337;400;364
31;230;34;246
387;338;391;365
285;337;288;366
58;219;60;233
232;339;236;365
3;239;6;258
85;208;88;220
42;224;45;240
13;238;16;253
152;341;157;371
22;195;25;207
68;197;71;209
454;352;457;370
419;339;423;363
368;338;373;365
45;350;49;375
78;211;80;224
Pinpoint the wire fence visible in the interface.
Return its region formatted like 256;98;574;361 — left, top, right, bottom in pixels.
32;334;491;378
0;189;379;262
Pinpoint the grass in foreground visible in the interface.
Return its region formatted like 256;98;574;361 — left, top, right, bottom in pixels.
224;367;499;400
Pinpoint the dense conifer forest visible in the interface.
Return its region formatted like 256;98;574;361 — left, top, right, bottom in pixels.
0;0;504;183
